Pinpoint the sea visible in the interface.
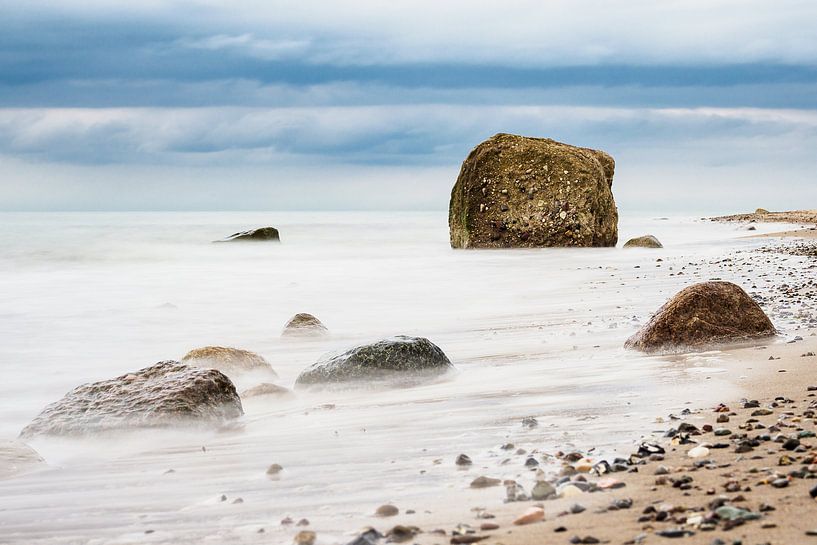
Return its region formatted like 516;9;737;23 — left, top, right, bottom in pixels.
0;211;804;544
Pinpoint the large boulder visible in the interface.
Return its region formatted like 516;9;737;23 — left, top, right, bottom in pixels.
449;133;618;248
623;235;663;248
625;282;776;353
182;346;277;378
295;335;454;386
282;313;328;337
217;227;280;242
19;361;243;437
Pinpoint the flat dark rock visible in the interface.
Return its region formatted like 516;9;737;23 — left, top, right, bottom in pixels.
295;335;454;386
20;361;243;437
449;133;618;248
217;227;280;242
625;281;776;354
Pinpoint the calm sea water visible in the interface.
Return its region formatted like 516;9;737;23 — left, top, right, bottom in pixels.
0;211;797;544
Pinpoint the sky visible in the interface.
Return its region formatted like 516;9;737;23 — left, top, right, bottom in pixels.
1;0;816;212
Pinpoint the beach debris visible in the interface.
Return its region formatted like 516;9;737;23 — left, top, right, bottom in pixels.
266;463;284;475
512;507;544;525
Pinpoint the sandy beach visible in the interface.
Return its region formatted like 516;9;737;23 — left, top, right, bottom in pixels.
401;331;817;545
334;228;817;545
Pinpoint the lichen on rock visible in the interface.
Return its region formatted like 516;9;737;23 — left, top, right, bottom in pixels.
449;133;618;248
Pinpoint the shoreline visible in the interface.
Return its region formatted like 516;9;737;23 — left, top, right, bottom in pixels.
350;231;817;545
398;331;817;545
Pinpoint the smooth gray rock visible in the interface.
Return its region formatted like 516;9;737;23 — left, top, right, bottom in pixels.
295;335;454;386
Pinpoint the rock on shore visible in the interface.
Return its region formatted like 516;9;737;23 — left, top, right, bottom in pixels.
449;133;618;248
282;313;328;337
0;441;45;479
625;281;776;353
217;227;280;242
623;235;663;248
295;335;454;386
182;346;278;378
20;361;243;437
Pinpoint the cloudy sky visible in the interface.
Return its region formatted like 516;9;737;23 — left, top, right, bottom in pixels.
1;0;816;212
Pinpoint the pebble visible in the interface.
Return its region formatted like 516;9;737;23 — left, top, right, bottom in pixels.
294;531;316;545
687;446;710;458
375;504;399;517
266;463;284;475
455;454;472;466
512;507;545;525
479;522;499;531
597;477;625;489
531;481;556;500
569;536;600;544
559;484;584;498
470;476;501;488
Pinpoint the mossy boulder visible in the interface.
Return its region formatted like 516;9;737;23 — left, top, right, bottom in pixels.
295;335;454;386
625;281;776;354
182;346;277;379
282;313;328;337
449;133;618;248
20;361;243;437
218;227;280;242
623;235;663;248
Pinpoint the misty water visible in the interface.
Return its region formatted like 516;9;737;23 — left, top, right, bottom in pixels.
0;212;801;544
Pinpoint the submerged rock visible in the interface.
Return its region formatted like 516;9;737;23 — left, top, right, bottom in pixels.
295;335;454;386
20;361;243;437
282;313;328;337
217;227;280;242
623;235;663;248
0;441;45;479
625;281;776;354
449;133;618;248
241;383;292;399
182;346;277;378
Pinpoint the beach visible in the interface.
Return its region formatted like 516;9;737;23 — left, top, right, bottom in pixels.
0;212;815;545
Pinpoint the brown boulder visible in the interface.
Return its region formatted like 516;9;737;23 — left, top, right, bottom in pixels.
182;346;277;378
449;133;618;248
282;313;328;337
19;361;243;437
623;235;663;248
625;281;776;353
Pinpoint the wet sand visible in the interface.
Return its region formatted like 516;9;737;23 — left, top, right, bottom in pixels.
403;332;817;545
